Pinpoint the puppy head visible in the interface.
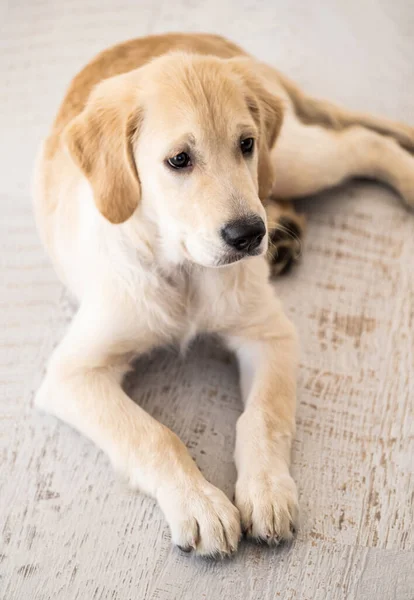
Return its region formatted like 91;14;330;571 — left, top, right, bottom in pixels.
65;54;283;267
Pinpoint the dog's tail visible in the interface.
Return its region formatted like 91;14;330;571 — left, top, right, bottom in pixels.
279;72;414;152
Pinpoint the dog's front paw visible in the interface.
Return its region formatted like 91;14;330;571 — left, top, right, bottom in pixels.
158;480;241;558
235;471;298;544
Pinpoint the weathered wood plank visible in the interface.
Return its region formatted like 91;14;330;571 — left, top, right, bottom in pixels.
1;1;413;599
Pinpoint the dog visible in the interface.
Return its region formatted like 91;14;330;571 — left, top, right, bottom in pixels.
33;33;414;557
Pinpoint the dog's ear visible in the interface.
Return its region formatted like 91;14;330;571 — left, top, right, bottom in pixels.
64;74;142;224
253;88;284;201
229;58;284;200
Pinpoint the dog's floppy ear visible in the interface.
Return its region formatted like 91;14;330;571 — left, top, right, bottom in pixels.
230;58;284;200
64;73;142;224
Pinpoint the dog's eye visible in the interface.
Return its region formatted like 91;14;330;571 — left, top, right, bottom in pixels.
167;152;192;169
240;137;254;155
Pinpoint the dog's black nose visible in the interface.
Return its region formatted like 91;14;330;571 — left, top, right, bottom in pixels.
221;216;266;253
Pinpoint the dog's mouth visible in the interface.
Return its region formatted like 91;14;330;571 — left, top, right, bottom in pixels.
215;252;245;267
215;246;265;267
183;236;267;269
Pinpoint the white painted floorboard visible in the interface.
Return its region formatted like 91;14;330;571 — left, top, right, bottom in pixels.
1;1;413;598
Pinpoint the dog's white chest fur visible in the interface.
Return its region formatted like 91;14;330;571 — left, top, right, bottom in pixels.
148;256;270;347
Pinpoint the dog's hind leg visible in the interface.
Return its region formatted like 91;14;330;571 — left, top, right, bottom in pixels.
277;72;414;154
264;198;306;276
265;108;414;275
270;113;414;209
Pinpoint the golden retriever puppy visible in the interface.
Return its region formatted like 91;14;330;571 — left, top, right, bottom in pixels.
33;33;414;557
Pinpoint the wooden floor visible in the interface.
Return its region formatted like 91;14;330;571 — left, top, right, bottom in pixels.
1;1;413;599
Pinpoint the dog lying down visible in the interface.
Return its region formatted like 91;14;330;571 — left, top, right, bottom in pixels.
33;33;414;557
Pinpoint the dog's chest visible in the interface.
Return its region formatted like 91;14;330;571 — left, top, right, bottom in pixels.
156;266;244;342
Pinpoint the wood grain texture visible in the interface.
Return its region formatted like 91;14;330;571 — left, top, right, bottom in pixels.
0;1;413;599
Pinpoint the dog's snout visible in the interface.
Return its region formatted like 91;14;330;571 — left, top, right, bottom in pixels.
221;216;266;253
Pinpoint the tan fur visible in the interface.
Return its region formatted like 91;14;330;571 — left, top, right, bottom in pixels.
229;58;285;200
44;36;285;225
33;33;414;558
277;69;414;152
41;34;248;223
64;74;143;224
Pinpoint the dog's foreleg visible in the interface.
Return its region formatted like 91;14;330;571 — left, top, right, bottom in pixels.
35;300;240;556
224;293;299;543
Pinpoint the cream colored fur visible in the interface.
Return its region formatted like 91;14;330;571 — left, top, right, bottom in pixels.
33;34;414;557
